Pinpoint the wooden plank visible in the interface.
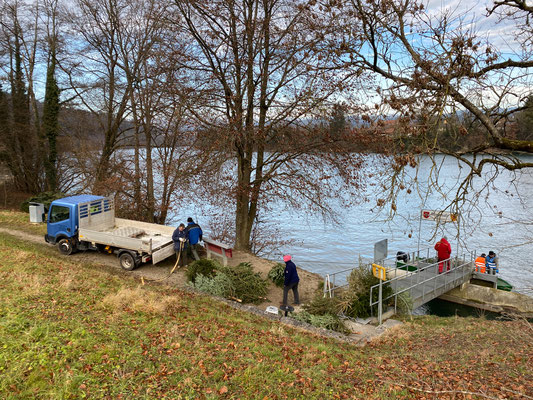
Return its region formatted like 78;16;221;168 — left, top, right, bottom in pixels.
203;237;232;250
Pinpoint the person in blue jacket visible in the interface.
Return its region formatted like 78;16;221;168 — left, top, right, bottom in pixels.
185;217;203;261
172;223;188;267
282;255;300;307
486;251;499;275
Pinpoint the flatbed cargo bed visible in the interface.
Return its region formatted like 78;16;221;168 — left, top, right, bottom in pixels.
78;199;175;265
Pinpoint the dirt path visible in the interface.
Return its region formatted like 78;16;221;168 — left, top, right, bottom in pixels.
0;227;324;307
229;251;323;308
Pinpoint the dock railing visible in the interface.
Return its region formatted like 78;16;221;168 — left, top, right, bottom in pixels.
369;251;476;322
323;247;435;298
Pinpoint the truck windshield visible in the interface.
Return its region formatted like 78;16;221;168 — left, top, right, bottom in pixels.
49;206;70;223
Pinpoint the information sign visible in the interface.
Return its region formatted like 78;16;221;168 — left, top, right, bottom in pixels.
421;209;459;223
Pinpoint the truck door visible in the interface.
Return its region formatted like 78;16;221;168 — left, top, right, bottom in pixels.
47;204;73;240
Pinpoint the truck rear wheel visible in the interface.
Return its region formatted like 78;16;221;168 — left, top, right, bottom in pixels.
58;238;75;255
119;252;136;271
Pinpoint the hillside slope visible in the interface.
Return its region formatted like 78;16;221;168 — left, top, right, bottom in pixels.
0;229;531;399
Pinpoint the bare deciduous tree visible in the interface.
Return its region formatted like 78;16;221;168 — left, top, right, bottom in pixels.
173;0;367;250
41;0;61;192
339;0;533;217
61;0;137;191
345;0;533;156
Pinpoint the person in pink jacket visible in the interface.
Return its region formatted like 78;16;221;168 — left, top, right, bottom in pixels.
435;237;452;273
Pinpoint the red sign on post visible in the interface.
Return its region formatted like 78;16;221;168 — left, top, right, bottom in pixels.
421;209;459;223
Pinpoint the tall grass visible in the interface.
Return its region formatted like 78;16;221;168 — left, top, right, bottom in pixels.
0;210;47;235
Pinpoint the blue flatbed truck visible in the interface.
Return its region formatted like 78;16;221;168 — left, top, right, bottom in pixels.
45;195;176;270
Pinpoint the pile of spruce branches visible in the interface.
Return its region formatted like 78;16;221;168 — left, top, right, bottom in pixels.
188;260;268;304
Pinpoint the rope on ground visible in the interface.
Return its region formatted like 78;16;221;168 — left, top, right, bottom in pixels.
141;240;184;284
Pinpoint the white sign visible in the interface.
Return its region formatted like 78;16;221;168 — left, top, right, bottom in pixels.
374;239;388;262
421;209;459;223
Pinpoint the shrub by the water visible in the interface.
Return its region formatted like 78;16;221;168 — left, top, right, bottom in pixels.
338;265;394;318
288;293;348;333
186;259;219;283
303;294;342;316
396;291;414;315
187;261;268;304
268;263;285;287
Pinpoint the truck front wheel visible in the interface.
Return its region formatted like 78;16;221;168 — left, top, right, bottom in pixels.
119;252;136;271
58;238;75;255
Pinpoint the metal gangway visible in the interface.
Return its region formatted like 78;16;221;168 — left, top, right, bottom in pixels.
369;252;476;316
322;249;476;321
323;247;437;298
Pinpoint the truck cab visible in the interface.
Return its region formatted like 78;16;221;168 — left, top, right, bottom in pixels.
45;195;104;254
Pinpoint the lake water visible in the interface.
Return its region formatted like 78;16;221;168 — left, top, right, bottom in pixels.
171;154;533;295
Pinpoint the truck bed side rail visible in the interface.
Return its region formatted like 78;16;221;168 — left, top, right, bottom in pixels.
79;197;114;231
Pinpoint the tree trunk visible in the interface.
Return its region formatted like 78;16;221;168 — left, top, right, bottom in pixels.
94;141;114;193
234;154;253;250
133;122;141;212
129;88;142;216
144;111;155;222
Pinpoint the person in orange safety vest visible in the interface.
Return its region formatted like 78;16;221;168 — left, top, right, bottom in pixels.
475;253;486;273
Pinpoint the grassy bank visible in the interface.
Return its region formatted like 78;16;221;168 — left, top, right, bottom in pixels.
0;232;531;399
0;209;47;236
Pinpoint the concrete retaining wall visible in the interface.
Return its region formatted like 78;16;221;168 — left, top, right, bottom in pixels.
439;283;533;317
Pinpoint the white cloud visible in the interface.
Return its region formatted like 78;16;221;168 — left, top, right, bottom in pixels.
423;0;524;53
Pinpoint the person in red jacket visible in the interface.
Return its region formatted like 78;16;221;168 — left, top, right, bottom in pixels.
435;236;452;273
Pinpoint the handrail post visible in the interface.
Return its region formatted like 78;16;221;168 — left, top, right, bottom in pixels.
378;279;383;325
370;286;374;317
455;254;458;287
434;260;437;295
